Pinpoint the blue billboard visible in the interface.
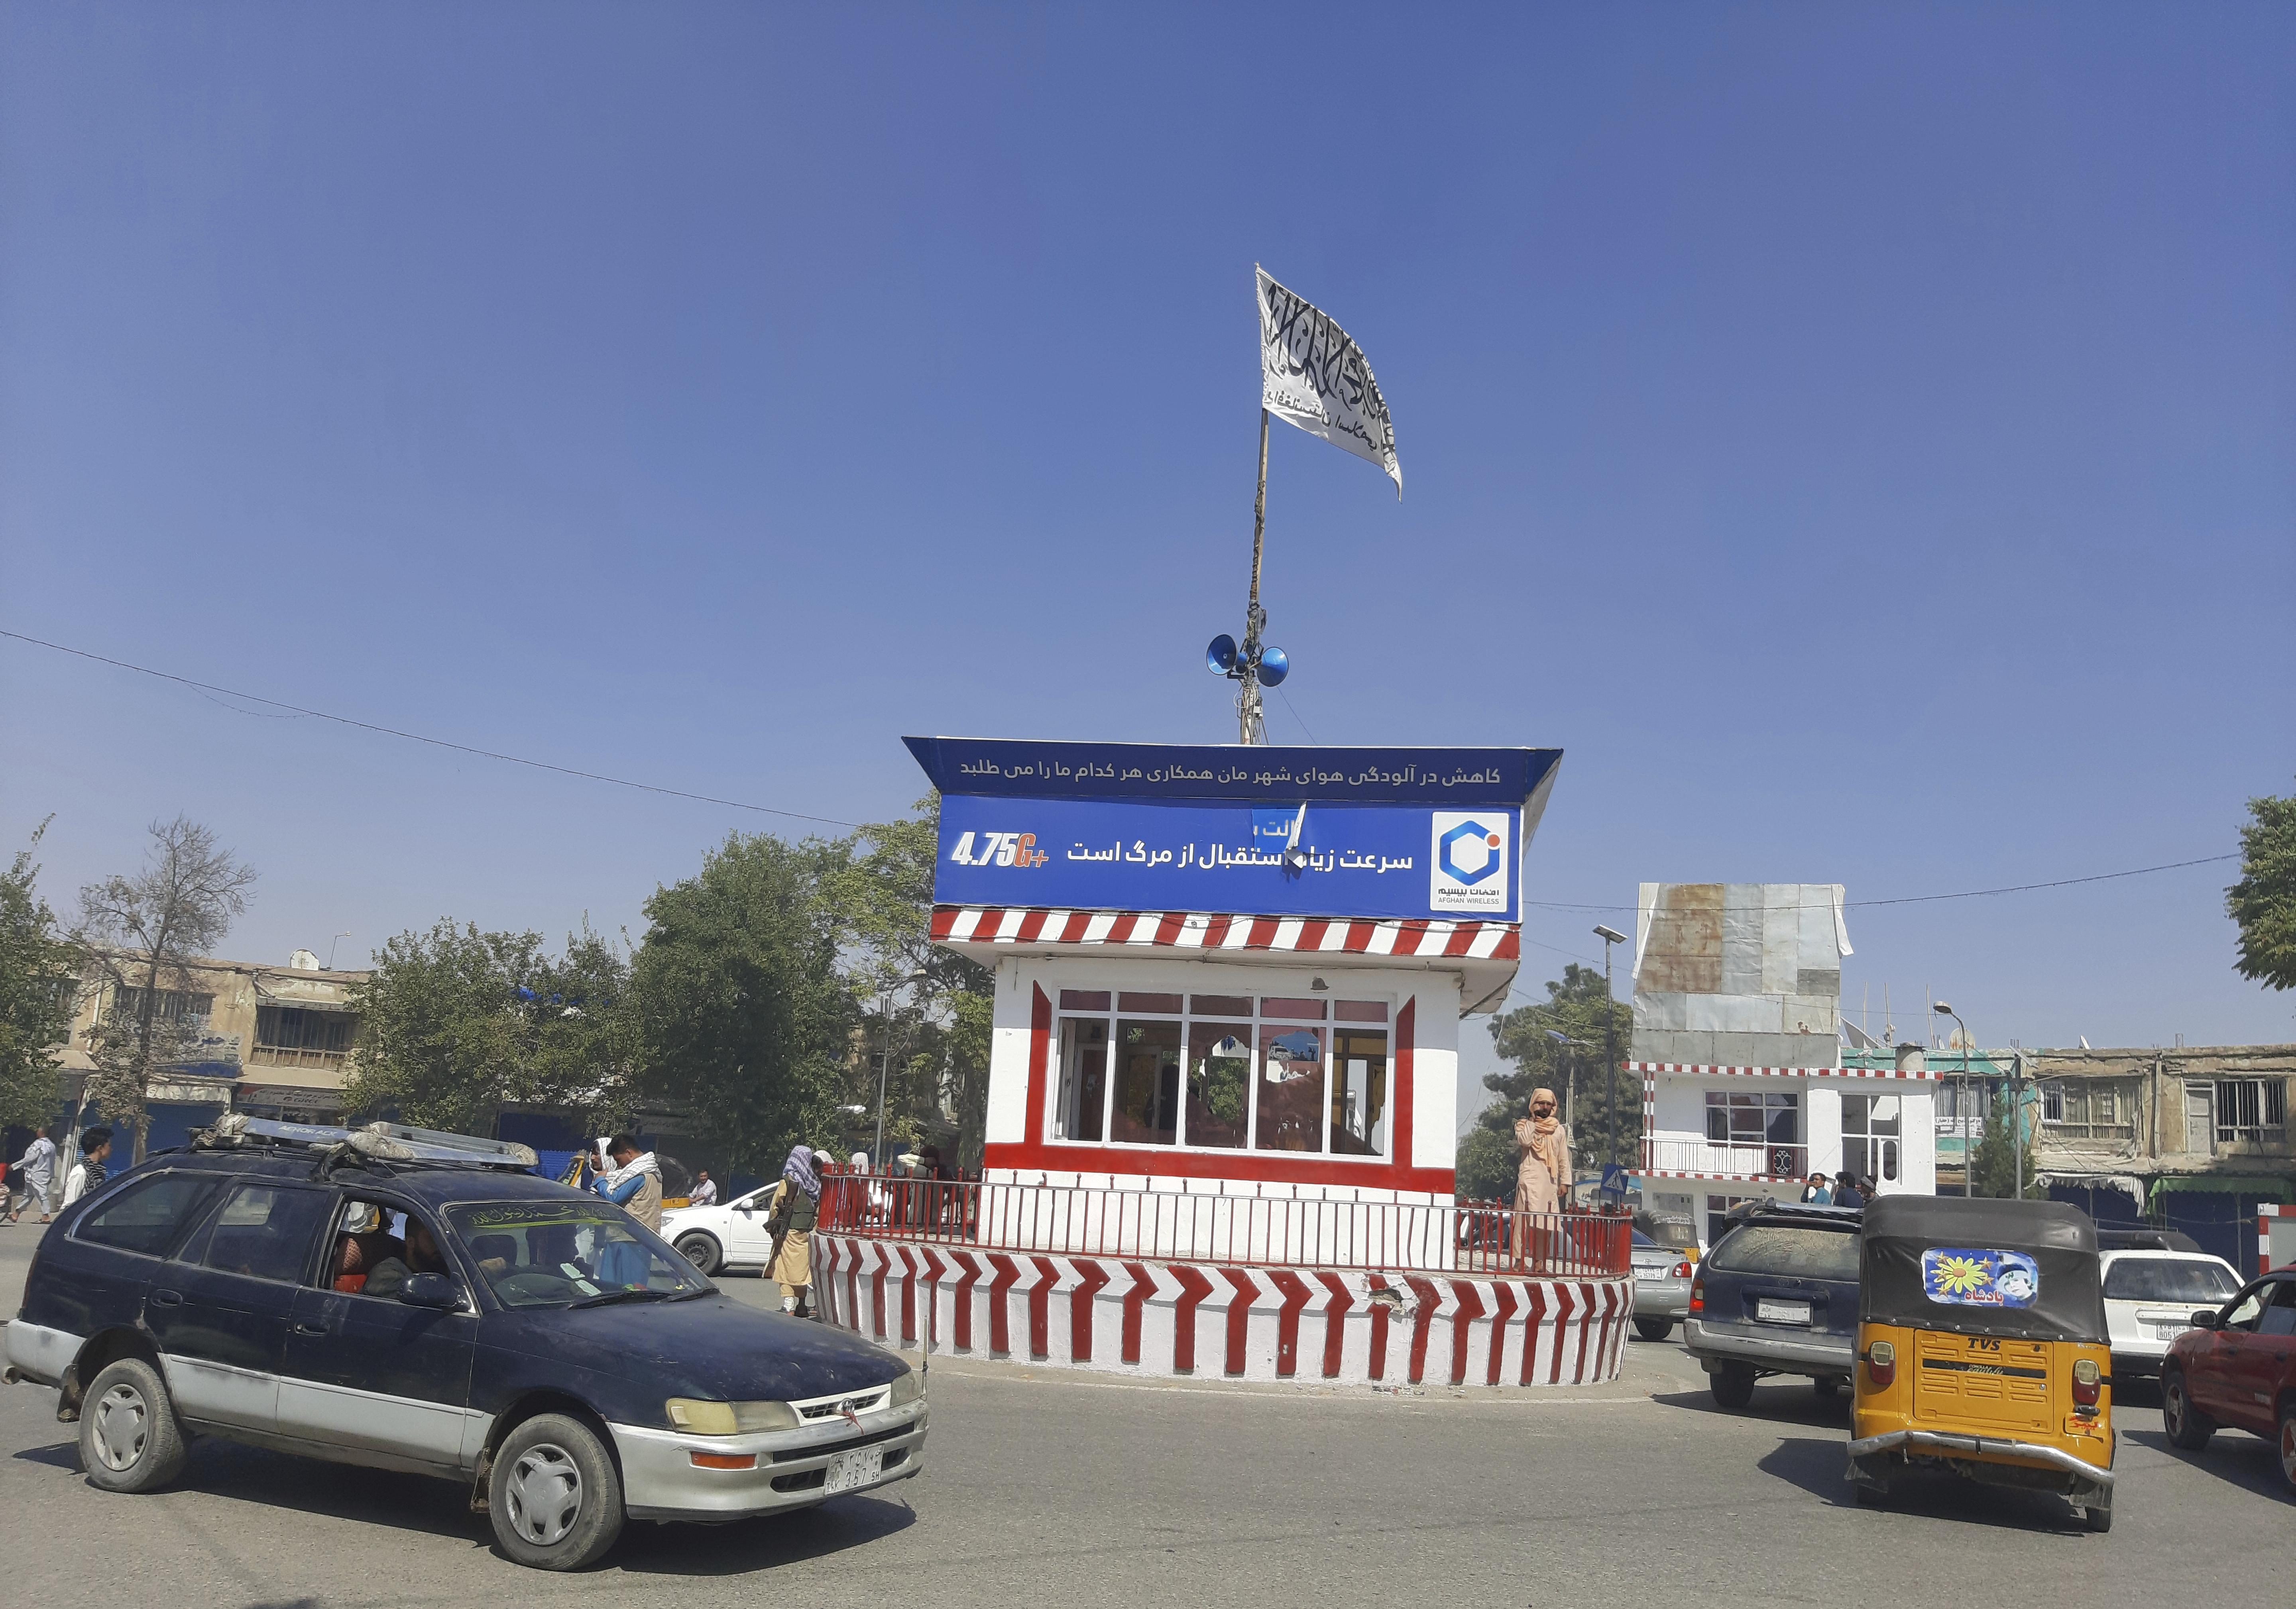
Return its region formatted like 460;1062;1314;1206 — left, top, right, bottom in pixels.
914;738;1561;922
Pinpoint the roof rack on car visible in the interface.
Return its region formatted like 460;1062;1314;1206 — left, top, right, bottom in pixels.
193;1113;539;1170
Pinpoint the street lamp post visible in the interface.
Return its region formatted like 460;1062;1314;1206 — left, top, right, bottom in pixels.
875;968;931;1170
1594;925;1628;1172
1934;1001;1972;1198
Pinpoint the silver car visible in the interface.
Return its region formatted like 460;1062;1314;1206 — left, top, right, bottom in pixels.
1630;1228;1693;1341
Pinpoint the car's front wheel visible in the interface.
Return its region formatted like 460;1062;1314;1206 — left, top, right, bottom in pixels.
1710;1360;1756;1410
673;1231;721;1277
78;1357;187;1493
488;1414;625;1571
2162;1365;2214;1450
1633;1318;1673;1342
2278;1400;2295;1491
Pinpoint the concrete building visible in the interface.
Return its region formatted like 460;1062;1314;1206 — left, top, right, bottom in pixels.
48;948;369;1153
1629;882;1937;1245
2025;1043;2294;1271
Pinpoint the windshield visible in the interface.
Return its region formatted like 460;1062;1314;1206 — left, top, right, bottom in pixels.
444;1200;712;1309
1706;1225;1860;1282
2103;1257;2239;1304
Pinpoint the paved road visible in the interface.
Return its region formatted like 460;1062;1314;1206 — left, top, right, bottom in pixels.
1;1229;2286;1608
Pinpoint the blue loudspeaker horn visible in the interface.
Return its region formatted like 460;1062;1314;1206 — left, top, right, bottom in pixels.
1256;646;1289;687
1207;634;1238;675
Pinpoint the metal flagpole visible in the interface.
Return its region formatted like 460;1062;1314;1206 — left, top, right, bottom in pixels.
1238;407;1270;745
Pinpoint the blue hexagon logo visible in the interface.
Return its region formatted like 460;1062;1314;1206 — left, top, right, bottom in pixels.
1438;819;1504;885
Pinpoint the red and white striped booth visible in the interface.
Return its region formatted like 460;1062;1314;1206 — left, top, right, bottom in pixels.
812;737;1629;1387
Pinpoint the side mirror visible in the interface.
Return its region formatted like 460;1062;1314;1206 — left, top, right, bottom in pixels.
399;1272;463;1310
2188;1309;2221;1331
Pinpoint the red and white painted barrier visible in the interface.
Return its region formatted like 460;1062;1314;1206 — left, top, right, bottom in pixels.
813;1234;1630;1387
2260;1203;2294;1275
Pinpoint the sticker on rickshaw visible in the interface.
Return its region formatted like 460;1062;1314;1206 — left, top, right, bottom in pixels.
1921;1247;2041;1308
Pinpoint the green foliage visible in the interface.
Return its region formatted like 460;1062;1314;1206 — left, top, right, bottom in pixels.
346;920;634;1136
1455;1125;1516;1204
824;795;995;1170
627;833;853;1176
1482;963;1633;1173
2228;787;2296;992
0;824;74;1131
1967;1091;2038;1200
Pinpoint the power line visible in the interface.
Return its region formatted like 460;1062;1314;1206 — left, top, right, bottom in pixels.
3;627;2243;909
0;628;860;830
1524;853;2238;916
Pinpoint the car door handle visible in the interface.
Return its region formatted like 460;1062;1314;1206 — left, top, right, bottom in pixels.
149;1288;183;1308
292;1320;330;1336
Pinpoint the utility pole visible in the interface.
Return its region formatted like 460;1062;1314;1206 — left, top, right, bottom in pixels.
1594;925;1628;1170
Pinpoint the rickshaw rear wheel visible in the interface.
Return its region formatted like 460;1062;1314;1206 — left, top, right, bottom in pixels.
2083;1501;2111;1534
2162;1366;2214;1450
1853;1481;1886;1507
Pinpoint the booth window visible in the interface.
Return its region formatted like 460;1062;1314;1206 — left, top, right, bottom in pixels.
1055;1017;1109;1141
1185;1021;1251;1149
1256;1024;1325;1152
1048;989;1392;1158
1111;1019;1181;1145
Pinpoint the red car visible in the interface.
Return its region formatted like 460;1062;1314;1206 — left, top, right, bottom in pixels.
2161;1267;2296;1489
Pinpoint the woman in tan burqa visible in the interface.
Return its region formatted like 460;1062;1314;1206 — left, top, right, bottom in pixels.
1512;1088;1571;1268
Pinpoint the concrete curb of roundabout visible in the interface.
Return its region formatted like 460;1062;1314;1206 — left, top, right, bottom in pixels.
814;1233;1631;1388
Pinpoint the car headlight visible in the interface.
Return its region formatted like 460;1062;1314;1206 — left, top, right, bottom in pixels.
888;1367;924;1408
665;1398;800;1434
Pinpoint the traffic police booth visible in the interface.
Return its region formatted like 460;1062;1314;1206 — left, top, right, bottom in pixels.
907;736;1561;1205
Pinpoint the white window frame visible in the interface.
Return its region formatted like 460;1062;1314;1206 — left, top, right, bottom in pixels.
1044;985;1395;1162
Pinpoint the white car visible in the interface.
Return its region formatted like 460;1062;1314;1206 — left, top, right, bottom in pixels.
659;1184;784;1277
2100;1245;2244;1380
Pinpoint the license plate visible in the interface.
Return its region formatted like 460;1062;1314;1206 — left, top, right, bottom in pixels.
1633;1265;1672;1280
1756;1298;1812;1325
2150;1323;2189;1340
823;1446;885;1494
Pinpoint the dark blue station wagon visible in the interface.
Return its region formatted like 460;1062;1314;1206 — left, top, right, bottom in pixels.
2;1119;926;1570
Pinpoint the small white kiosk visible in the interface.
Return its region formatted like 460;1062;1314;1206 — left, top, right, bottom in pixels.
812;737;1631;1388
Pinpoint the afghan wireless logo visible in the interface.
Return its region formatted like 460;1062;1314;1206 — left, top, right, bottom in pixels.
1437;820;1504;885
1428;812;1509;913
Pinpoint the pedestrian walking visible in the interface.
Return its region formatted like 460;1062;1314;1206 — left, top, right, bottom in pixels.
61;1127;113;1208
1832;1174;1865;1210
1800;1172;1832;1205
5;1130;58;1225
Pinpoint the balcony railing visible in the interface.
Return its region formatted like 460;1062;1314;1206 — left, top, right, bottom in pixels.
816;1174;1630;1278
247;1044;349;1072
1642;1137;1808;1180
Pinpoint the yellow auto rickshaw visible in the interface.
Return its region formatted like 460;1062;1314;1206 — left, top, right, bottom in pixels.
1848;1195;2115;1531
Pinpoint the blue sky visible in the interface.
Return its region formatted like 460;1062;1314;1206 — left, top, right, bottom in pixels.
4;4;2292;1123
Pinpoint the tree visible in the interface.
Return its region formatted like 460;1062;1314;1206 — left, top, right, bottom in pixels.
823;794;994;1170
628;832;853;1176
2228;786;2296;993
1480;964;1634;1175
0;820;76;1132
1455;1125;1516;1203
346;920;636;1136
72;816;257;1162
1967;1088;2037;1200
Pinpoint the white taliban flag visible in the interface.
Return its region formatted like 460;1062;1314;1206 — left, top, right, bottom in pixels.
1257;265;1402;497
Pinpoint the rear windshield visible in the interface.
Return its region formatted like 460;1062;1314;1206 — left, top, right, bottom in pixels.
1706;1225;1860;1282
2102;1258;2239;1304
